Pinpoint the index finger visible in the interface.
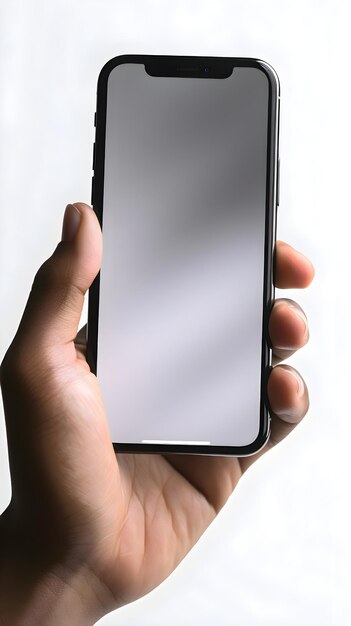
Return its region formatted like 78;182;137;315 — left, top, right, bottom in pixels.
275;240;315;289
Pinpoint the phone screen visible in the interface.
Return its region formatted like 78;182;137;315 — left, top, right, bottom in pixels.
97;62;270;448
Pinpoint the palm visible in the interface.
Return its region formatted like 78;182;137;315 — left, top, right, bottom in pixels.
113;452;243;604
55;343;242;606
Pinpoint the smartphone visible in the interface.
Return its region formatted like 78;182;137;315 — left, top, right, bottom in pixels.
87;54;280;457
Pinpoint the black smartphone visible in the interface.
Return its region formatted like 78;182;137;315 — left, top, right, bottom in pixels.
87;54;280;457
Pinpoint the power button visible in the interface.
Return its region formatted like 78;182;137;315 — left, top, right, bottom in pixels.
276;157;280;207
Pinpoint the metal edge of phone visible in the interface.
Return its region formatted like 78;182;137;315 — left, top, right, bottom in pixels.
87;54;281;458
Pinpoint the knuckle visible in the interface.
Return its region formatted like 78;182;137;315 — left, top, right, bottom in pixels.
1;342;56;398
0;347;25;392
31;246;84;304
32;242;75;292
31;252;61;294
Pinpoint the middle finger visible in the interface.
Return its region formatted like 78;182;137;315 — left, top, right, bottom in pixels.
269;298;309;364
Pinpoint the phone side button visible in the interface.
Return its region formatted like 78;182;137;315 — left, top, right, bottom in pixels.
94;111;97;127
91;176;94;206
277;157;280;206
92;142;95;170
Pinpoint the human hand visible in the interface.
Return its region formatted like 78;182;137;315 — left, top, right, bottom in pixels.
0;203;314;625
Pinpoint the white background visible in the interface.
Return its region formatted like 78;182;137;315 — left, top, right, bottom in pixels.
0;1;350;624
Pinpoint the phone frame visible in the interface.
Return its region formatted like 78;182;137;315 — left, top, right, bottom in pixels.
87;54;280;457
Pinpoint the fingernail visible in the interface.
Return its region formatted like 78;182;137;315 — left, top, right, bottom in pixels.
287;368;305;398
286;302;309;343
62;204;81;242
273;369;305;422
273;302;309;350
286;302;308;330
274;405;301;422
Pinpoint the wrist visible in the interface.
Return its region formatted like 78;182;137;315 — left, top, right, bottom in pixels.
0;508;115;626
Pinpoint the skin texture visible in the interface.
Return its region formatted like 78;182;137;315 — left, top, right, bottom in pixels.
0;203;314;625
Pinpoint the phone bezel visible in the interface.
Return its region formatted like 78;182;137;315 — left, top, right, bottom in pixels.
87;54;280;457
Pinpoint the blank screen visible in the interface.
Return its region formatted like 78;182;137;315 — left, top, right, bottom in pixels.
97;63;269;447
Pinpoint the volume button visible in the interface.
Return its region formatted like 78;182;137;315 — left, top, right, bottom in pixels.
91;176;95;206
276;157;280;206
92;142;96;170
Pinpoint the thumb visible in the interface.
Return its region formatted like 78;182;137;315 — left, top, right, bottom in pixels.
9;202;102;359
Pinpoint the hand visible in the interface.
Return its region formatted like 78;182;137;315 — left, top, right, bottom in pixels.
0;203;314;625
